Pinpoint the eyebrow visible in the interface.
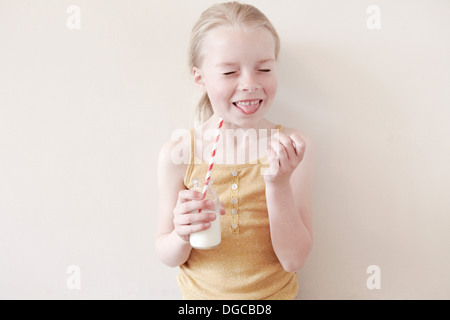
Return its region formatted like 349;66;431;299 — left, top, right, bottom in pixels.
257;58;276;64
216;59;275;68
216;62;238;68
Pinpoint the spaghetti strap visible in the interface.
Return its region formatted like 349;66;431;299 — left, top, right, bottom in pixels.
277;124;283;132
190;128;195;163
183;129;196;187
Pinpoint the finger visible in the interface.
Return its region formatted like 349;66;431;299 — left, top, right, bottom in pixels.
269;147;280;169
270;132;281;157
175;211;216;226
177;190;205;204
272;134;289;163
177;222;211;236
173;199;214;216
271;132;288;161
277;132;296;160
289;133;306;159
264;147;279;177
219;202;226;215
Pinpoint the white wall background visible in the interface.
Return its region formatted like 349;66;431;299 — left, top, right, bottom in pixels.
1;0;449;299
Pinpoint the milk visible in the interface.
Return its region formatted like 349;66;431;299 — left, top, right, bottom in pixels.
190;209;221;249
190;179;221;249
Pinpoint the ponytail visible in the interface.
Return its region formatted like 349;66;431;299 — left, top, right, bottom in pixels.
195;93;213;124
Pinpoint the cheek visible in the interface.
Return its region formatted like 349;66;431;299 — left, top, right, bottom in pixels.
204;85;231;110
264;77;278;99
206;79;234;102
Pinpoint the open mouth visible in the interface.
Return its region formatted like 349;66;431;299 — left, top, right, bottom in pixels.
232;99;263;115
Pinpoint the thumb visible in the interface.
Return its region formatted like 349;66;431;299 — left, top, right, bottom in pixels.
263;148;279;178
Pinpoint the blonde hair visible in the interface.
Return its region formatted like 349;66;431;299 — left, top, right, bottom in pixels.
188;2;280;123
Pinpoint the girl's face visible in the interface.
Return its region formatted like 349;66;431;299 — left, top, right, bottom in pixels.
194;26;278;128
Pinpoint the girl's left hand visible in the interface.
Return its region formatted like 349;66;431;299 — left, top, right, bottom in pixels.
263;131;306;185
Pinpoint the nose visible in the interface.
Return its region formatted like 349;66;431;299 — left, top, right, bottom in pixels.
238;70;261;92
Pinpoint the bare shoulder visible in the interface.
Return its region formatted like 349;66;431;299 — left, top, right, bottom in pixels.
157;129;191;187
156;130;191;240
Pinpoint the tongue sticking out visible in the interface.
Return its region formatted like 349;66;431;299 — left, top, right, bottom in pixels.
234;100;261;115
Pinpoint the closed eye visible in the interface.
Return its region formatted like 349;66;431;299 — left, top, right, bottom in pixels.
223;71;237;76
259;69;271;73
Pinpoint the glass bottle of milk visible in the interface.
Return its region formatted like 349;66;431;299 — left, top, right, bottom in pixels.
190;179;221;249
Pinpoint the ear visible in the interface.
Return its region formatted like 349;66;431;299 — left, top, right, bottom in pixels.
193;67;206;92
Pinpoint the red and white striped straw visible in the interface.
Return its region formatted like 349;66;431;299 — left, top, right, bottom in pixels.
198;117;223;212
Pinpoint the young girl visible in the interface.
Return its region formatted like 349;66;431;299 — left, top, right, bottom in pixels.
156;2;313;300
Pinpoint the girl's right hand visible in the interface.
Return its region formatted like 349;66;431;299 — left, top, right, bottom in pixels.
173;190;225;243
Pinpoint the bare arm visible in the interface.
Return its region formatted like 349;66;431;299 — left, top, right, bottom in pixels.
155;139;193;267
264;130;314;272
155;137;223;267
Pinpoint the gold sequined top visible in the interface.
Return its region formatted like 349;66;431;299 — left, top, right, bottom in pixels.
177;125;298;300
